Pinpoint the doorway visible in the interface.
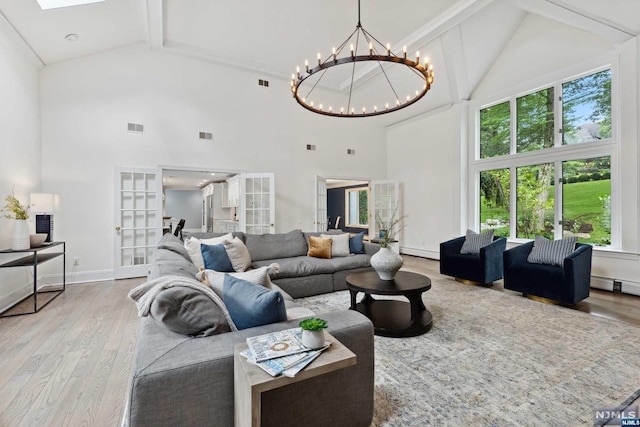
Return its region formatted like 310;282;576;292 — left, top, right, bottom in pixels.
326;179;370;234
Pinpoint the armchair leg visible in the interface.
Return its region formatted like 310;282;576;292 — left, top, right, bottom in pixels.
525;294;573;306
455;278;483;286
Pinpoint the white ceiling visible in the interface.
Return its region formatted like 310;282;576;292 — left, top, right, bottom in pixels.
162;169;235;190
0;0;638;126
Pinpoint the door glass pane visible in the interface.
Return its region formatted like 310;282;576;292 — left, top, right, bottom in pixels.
121;230;134;248
516;164;554;239
562;70;611;144
121;173;133;190
121;249;133;266
134;193;145;210
134;173;145;191
145;174;156;191
516;87;555;153
246;178;254;193
122;192;133;210
562;157;611;245
480;168;510;238
480;101;510;159
147;193;156;210
122;211;134;228
134;230;145;247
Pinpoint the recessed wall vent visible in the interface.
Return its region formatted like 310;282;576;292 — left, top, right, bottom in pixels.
306;144;316;151
258;79;269;87
127;123;144;133
347;149;356;155
199;132;213;140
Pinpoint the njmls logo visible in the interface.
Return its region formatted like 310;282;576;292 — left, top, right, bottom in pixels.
594;406;638;426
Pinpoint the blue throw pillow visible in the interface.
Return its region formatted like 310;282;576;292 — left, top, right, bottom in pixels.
201;243;234;272
349;231;365;254
223;275;287;330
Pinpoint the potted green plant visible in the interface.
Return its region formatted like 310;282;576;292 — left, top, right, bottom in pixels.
299;318;328;349
1;193;32;250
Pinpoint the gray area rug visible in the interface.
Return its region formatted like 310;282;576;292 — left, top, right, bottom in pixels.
296;272;640;426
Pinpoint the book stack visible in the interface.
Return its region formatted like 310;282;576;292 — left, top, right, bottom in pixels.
241;328;330;377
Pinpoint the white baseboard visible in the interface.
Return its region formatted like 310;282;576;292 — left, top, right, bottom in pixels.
591;275;640;296
0;284;31;314
44;269;115;285
400;246;440;260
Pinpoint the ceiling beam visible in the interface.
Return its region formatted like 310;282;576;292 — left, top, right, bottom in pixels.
341;0;496;91
513;0;633;45
145;0;164;49
441;25;470;102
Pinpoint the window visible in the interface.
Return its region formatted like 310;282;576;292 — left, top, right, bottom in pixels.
474;68;614;246
346;187;368;227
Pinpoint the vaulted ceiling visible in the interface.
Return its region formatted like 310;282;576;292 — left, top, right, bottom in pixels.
1;0;638;126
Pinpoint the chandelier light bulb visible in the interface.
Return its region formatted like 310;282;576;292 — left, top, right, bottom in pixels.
403;45;407;59
317;52;321;65
329;106;333;113
424;57;429;69
396;99;400;106
296;66;301;79
385;103;389;110
305;59;309;73
319;104;323;110
406;95;411;102
386;43;390;56
332;47;337;61
310;101;314;107
416;51;420;64
350;44;354;57
369;42;373;55
374;105;378;112
341;107;344;114
351;107;355;115
362;106;366;113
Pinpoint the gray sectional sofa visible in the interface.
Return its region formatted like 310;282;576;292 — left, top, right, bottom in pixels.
124;230;377;427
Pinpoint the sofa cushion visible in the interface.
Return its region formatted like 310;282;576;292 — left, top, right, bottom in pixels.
460;229;494;255
307;236;332;259
252;256;335;279
201;243;234;272
349;231;366;254
244;229;308;261
326;254;372;271
223;275;287;330
321;233;350;257
149;286;231;336
527;235;578;266
224;237;252;272
157;233;192;261
184;233;233;270
197;265;275;298
148;248;199;280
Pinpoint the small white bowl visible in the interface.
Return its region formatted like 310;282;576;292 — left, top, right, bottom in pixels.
30;233;48;248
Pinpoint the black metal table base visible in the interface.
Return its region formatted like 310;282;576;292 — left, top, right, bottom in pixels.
351;294;433;337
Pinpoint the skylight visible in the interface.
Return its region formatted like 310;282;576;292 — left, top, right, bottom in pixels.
36;0;105;10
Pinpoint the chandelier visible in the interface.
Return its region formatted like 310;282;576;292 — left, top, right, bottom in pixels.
291;0;434;118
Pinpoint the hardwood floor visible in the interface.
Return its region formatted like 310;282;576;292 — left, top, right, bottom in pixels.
0;256;638;427
0;278;143;427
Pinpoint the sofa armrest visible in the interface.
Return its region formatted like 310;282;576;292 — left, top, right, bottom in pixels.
564;243;592;297
480;236;506;263
440;236;465;257
363;241;380;256
503;241;534;271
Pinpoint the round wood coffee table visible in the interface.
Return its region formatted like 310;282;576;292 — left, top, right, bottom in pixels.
346;271;433;337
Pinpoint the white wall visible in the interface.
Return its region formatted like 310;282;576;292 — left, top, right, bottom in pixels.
40;46;387;280
386;107;460;258
0;23;43;310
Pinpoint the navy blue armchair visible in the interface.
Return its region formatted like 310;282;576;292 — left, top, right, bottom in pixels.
503;241;592;305
440;235;507;285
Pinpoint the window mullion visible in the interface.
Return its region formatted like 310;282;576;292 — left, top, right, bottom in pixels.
554;161;563;240
555;82;563;147
510;97;517;155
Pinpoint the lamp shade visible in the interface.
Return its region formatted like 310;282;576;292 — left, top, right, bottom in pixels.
30;193;60;213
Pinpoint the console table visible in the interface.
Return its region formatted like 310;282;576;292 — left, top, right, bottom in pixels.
0;242;65;317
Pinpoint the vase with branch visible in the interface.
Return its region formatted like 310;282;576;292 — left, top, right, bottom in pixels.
371;204;405;280
2;193;32;250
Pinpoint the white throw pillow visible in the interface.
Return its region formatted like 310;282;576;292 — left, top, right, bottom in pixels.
196;264;279;298
184;233;233;270
223;237;252;272
321;233;351;257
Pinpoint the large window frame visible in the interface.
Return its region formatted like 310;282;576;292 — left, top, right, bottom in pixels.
469;64;620;248
345;186;369;228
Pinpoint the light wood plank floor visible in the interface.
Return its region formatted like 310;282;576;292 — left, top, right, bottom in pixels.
0;256;638;427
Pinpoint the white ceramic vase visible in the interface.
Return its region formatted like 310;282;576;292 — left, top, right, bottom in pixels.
301;329;325;349
11;219;30;250
370;247;403;280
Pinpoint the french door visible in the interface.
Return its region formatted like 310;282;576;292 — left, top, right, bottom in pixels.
114;168;162;279
239;173;275;234
314;176;328;232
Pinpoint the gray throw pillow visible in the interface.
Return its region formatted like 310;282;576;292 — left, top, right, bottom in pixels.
460;229;494;254
149;286;231;336
527;235;578;267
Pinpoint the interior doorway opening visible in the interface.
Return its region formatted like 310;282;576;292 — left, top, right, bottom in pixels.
326;179;371;235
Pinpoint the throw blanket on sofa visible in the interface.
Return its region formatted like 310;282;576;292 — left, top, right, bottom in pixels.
128;275;238;331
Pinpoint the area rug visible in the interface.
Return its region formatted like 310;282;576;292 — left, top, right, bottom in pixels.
296;273;640;426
